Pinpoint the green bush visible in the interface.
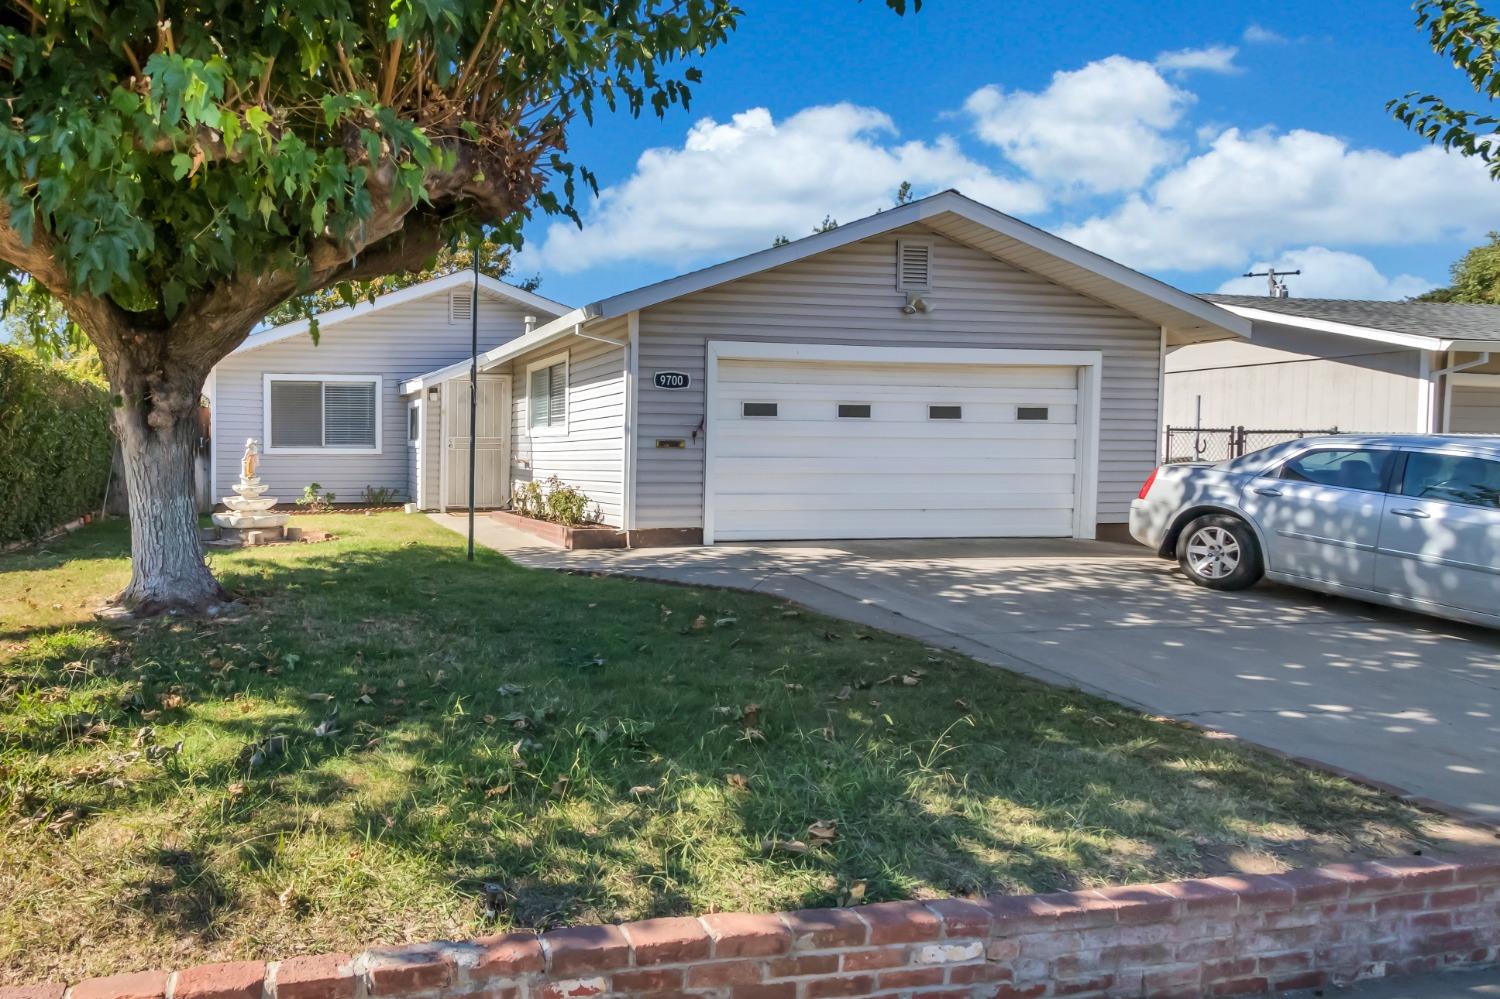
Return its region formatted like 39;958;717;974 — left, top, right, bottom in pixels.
0;346;114;544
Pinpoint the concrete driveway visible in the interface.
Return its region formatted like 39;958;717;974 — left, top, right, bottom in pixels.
434;514;1500;822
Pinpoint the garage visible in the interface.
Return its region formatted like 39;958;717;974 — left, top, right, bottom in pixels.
704;342;1101;542
1448;376;1500;433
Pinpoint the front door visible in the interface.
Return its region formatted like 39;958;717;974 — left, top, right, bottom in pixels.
445;376;510;509
1374;448;1500;616
1239;446;1397;589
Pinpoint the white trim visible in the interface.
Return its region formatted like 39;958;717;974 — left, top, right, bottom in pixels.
622;311;640;533
1417;350;1434;433
438;380;449;513
524;351;570;437
511;190;1249;351
262;373;383;455
1214;304;1453;351
206;368;218;503
1156;326;1167;463
401;313;593;395
407;398;422;447
1450;373;1500;387
701;340;1104;544
233;272;569;356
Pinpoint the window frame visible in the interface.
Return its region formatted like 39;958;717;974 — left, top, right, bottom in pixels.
741;401;779;419
1396;448;1500;511
927;404;963;421
1016;406;1050;422
836;402;872;419
263;373;383;455
407;398;422;447
525;351;570;437
1272;445;1399;494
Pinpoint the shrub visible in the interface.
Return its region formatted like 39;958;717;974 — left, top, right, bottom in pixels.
0;346;114;544
362;485;400;505
296;482;336;512
511;475;597;526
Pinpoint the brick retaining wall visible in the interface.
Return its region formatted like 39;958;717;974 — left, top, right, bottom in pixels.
7;852;1499;999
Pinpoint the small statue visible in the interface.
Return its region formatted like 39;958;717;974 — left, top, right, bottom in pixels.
241;438;261;481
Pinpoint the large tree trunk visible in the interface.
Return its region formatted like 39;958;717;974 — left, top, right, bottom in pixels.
107;355;229;615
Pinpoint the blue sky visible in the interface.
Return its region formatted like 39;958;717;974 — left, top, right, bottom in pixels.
513;0;1499;307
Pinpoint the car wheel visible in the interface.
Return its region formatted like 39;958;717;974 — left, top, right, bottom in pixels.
1176;514;1264;591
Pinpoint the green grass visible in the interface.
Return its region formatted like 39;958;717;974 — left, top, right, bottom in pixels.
0;514;1441;982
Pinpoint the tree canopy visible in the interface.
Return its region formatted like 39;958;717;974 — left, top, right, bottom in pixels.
1390;0;1500;175
1415;231;1500;302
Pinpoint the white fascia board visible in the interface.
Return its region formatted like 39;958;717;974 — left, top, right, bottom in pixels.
1216;304;1451;351
232;272;570;356
400;306;595;395
567;190;1248;341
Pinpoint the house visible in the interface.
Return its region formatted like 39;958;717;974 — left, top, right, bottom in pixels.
211;190;1250;543
208;271;571;507
1166;296;1500;438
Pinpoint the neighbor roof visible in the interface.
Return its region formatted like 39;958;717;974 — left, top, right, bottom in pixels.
230;271;570;355
1203;295;1500;350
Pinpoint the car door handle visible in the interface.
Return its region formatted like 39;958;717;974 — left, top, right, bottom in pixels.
1253;487;1283;497
1390;508;1431;519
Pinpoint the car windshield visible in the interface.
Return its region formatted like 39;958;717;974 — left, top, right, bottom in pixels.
1221;440;1312;475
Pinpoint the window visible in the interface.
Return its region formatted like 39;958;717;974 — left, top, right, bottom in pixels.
1278;448;1393;493
527;356;567;432
1017;406;1050;421
408;401;421;445
837;403;871;419
928;404;962;420
742;402;778;418
1400;452;1500;509
897;240;932;291
266;376;380;452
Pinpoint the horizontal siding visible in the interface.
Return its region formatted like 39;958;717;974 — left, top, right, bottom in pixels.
212;289;544;503
634;225;1162;530
509;322;626;527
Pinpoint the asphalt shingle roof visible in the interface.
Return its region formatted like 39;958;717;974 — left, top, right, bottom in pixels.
1200;294;1500;343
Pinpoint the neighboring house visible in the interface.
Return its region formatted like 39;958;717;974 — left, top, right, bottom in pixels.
1166;296;1500;436
396;190;1248;544
208;270;570;507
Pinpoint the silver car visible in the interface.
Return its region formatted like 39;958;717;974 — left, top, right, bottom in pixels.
1130;435;1500;629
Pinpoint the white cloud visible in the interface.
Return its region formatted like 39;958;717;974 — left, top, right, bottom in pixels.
1214;246;1435;300
963;56;1191;196
1058;126;1500;271
1154;45;1240;75
1242;24;1286;44
527;104;1042;274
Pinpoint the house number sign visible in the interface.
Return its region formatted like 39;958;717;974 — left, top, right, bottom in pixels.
653;371;691;390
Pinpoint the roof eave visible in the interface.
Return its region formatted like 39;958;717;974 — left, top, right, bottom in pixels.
1215;304;1450;351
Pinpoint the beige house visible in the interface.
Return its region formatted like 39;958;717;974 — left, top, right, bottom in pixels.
211;190;1251;544
1167;296;1500;437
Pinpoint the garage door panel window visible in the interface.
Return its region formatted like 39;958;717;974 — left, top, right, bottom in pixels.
266;376;380;452
742;402;778;418
1401;452;1500;509
1278;448;1394;492
837;403;872;419
1017;406;1050;421
928;405;962;420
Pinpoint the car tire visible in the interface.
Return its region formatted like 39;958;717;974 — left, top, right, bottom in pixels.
1175;514;1264;591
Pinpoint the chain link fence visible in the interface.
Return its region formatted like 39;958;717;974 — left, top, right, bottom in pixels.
1164;426;1343;464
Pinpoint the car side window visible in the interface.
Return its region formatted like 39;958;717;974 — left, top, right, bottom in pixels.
1399;452;1500;510
1277;448;1393;493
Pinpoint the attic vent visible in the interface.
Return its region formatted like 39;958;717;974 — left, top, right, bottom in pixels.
448;290;474;325
897;240;932;291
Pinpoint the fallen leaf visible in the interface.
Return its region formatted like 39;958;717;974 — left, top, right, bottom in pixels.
484;784;512;798
739;728;766;743
762;838;810;856
305;692;335;703
901;674;921;686
227;782;246;798
691;614;708;631
714;617;738;628
807;819;839;845
742;703;761;728
629;784;659;797
725;773;750;791
482;714;497;725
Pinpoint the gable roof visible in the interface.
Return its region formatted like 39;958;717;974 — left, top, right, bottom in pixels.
512;190;1250;350
1203;295;1500;350
230;271;570;356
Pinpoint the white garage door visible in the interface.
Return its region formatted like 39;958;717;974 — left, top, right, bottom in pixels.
707;356;1085;541
1450;383;1500;433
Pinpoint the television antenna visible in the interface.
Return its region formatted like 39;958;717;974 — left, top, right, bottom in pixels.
1244;267;1300;298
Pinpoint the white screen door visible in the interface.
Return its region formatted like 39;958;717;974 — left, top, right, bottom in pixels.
446;376;510;508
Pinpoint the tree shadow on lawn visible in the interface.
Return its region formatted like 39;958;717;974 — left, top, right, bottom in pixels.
0;517;1440;976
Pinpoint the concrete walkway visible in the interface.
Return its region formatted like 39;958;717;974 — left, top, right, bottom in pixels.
431;514;1500;823
1306;968;1500;999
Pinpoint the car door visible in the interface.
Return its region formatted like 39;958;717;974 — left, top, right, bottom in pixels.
1239;446;1397;589
1373;448;1500;615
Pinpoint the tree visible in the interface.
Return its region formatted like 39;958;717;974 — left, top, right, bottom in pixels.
1390;0;1500;176
0;0;921;614
1414;231;1500;302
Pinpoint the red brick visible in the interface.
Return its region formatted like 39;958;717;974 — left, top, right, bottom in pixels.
1055;975;1113;996
804;974;875;998
730;985;797;999
1148;880;1238;918
913;991;972;999
1256;951;1312;974
537;979;607;999
1413;911;1453;931
1272;867;1353;903
988;986;1046;999
543;925;632;976
623;916;712;965
1141;964;1202;999
841;947;909;971
687;962;764;987
879;968;946;989
1375;892;1429;914
1427;929;1480;952
611;968;685;992
702;913;792;959
1453;855;1500;884
1201;873;1295;911
1430;887;1482;908
470;932;545;978
1272;970;1328;992
0;986;65;999
1371;856;1461;890
365;945;453;995
949;964;1014;985
856;900;942;944
766;954;839;978
1089;885;1177;924
71;971;170;999
782;908;868;949
1100;942;1171;968
981;893;1067;937
173;962;264;999
1201;957;1256;981
1208;977;1270;996
273;954;356;999
924;898;993;939
1314;860;1408;896
1029;889;1121;930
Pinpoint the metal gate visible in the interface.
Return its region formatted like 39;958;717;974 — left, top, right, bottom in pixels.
444;376;510;509
1164;426;1342;464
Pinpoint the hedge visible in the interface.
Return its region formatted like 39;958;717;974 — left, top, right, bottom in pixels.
0;346;114;544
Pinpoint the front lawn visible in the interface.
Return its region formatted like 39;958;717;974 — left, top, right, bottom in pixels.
0;514;1446;982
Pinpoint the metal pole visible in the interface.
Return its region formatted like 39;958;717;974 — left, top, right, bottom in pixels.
468;236;479;560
